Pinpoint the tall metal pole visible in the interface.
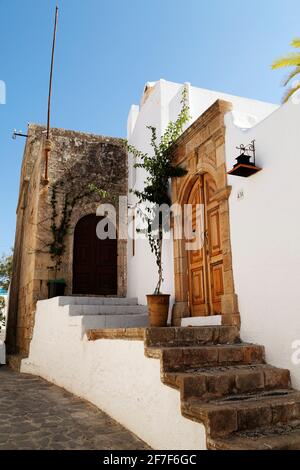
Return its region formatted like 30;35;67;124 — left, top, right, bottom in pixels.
44;6;59;183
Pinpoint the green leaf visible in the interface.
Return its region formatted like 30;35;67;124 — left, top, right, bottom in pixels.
281;66;300;86
291;38;300;49
272;52;300;69
282;82;300;103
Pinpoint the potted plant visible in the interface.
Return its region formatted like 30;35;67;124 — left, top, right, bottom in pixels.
47;277;66;298
128;89;190;326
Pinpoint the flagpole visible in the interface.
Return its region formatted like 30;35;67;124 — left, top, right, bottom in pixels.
44;5;59;183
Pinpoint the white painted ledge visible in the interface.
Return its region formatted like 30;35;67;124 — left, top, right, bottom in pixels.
181;316;222;327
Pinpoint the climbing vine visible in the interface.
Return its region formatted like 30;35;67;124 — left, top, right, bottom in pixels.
0;297;5;330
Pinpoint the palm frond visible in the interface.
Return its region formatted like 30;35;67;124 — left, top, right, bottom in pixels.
291;38;300;49
282;82;300;103
272;52;300;69
282;66;300;86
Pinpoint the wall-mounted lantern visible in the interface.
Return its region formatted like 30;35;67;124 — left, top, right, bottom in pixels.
227;140;261;177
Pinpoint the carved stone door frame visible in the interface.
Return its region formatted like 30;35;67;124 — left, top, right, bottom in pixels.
171;100;240;328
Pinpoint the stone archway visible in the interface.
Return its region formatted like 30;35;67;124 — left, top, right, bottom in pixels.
65;202;127;298
171;100;240;327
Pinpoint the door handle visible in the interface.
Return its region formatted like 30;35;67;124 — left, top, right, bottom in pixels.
204;230;210;255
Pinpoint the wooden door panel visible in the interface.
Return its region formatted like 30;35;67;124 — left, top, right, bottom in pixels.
96;272;117;295
73;214;117;295
190;245;203;265
73;272;93;295
187;178;208;316
187;174;225;317
76;246;90;265
207;207;222;257
204;174;223;315
210;261;224;314
98;241;117;265
190;267;207;316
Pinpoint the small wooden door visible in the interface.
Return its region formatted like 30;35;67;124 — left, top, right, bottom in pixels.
187;174;224;316
73;214;117;295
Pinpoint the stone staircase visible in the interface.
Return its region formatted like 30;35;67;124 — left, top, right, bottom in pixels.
59;296;148;329
88;325;300;450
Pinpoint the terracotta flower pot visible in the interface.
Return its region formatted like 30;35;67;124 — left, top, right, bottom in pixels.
146;294;170;327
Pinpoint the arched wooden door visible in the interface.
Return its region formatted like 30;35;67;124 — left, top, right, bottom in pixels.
187;174;224;316
73;214;117;295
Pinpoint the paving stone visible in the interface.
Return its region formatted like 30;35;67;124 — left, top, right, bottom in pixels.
0;367;150;450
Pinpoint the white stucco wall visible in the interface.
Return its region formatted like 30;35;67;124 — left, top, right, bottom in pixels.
127;79;278;309
225;99;300;388
21;298;206;450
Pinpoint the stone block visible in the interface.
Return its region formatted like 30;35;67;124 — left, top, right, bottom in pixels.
218;346;244;364
235;371;264;393
207;408;238;437
264;367;291;389
183;346;219;368
243;345;265;364
206;373;234;397
181;376;207;400
237;404;272;431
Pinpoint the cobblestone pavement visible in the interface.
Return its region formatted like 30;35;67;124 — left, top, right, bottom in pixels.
0;367;150;450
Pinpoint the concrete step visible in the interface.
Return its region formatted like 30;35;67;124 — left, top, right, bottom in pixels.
207;421;300;450
81;314;149;331
58;296;139;306
145;326;240;348
68;304;148;316
146;343;265;372
163;364;291;399
182;389;300;438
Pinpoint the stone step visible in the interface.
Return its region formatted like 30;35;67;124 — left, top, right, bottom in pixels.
182;389;300;438
163;364;291;399
67;304;148;316
58;296;139;306
146;343;265;372
81;314;149;331
207;421;300;450
144;326;240;348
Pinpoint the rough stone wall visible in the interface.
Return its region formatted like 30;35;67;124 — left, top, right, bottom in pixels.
7;124;127;355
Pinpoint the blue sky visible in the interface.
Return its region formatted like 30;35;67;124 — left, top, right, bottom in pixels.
0;0;299;252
